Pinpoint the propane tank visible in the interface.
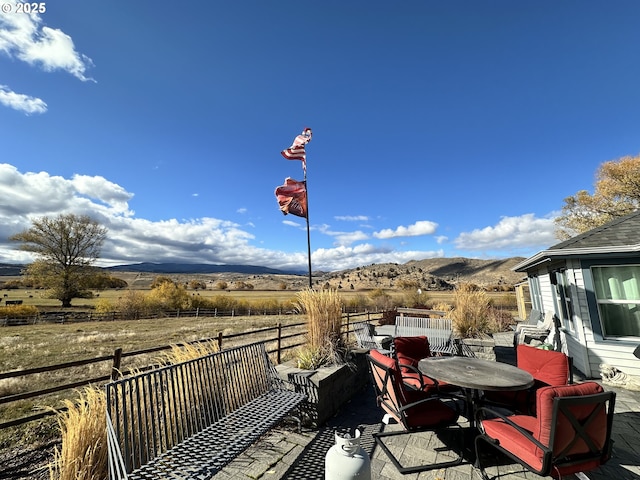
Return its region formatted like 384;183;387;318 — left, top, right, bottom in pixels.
325;428;371;480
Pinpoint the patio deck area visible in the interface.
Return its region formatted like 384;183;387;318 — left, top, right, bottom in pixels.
211;333;640;480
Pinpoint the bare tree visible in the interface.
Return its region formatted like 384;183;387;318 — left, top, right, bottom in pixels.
11;214;108;307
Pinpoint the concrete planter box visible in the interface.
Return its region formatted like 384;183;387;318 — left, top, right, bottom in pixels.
459;336;496;361
275;350;369;427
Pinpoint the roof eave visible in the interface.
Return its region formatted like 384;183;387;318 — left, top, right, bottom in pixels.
512;244;640;272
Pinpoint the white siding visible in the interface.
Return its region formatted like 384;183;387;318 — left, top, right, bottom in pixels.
528;259;640;379
525;262;638;379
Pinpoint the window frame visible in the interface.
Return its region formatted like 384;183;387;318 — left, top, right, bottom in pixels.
552;269;575;332
583;259;640;340
528;275;543;313
590;263;640;340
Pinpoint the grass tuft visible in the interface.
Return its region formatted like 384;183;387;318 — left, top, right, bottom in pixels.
156;340;219;365
49;386;107;480
295;289;345;368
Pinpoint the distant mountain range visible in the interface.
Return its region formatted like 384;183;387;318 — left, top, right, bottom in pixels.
0;262;304;276
0;258;527;288
104;262;306;275
0;264;23;276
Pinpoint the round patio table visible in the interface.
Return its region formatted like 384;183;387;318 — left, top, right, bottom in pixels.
418;356;534;392
418;356;534;430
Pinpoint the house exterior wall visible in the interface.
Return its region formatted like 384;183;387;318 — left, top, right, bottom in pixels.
525;257;640;379
579;258;640;378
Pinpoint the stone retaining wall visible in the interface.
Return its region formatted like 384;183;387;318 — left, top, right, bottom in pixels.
460;337;496;361
275;350;369;427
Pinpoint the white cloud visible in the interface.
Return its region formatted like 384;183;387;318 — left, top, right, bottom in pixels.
0;164;307;269
335;215;369;222
312;244;445;271
333;230;369;246
309;224;369;247
454;214;557;252
71;174;134;215
0;164;549;273
373;220;438;239
0;9;94;81
0;85;47;114
282;219;302;228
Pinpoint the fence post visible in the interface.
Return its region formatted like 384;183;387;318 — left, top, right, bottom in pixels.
217;332;223;351
277;323;282;364
345;313;351;342
196;307;199;318
111;348;123;381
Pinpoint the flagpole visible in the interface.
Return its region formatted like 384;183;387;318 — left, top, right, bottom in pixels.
277;127;313;289
304;169;312;289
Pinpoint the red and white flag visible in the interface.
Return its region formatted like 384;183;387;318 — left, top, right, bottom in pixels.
281;127;312;172
274;177;307;218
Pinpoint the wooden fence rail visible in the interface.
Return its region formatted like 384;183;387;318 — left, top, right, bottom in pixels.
0;306;381;326
0;311;379;430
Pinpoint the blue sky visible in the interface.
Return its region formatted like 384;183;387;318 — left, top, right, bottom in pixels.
1;1;639;272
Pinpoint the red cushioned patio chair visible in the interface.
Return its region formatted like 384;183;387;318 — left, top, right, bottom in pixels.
483;344;573;415
475;381;615;479
367;349;464;474
393;336;459;395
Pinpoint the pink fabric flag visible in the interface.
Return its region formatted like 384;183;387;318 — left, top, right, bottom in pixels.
274;177;307;218
281;127;312;172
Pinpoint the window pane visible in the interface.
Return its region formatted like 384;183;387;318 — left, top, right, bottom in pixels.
593;266;640;301
599;303;640;336
593;265;640;337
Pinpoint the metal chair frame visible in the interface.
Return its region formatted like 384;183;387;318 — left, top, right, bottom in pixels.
475;388;616;479
367;350;464;474
353;321;392;354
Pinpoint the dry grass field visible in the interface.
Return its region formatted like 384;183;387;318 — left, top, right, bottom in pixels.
0;313;310;474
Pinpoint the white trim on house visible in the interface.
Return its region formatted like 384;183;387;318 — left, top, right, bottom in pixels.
513;245;640;272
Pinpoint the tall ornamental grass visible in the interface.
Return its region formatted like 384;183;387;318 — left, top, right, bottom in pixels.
295;288;345;369
49;341;221;480
451;283;513;337
49;387;107;480
451;283;492;338
156;339;219;365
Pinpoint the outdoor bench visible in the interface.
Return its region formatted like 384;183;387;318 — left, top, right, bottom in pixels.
105;341;306;480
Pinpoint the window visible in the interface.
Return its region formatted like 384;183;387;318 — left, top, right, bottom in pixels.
552;270;574;331
529;276;543;312
592;265;640;337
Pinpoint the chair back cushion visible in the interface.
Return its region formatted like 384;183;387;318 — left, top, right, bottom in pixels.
517;344;569;386
394;336;431;372
534;382;607;460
